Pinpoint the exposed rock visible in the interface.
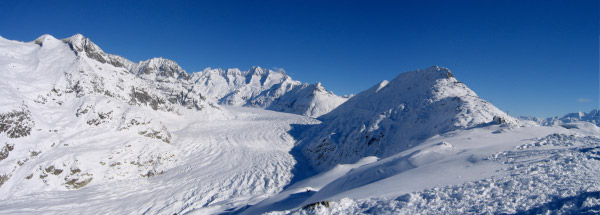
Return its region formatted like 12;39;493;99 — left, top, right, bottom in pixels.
0;174;10;188
0;105;35;138
0;143;14;161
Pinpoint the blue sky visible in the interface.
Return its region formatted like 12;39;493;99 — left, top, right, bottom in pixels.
1;0;598;117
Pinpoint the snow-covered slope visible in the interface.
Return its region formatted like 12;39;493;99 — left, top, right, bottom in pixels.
260;123;600;214
0;34;326;214
521;109;600;126
298;66;519;171
0;34;226;197
267;82;349;118
191;67;348;117
1;34;598;215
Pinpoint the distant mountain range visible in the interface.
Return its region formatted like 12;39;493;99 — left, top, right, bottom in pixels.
520;109;599;126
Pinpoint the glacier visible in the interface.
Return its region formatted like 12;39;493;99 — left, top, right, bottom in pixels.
0;34;598;215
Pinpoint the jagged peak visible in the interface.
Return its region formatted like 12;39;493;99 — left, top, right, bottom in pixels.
56;34;134;69
139;57;181;68
61;33;104;53
248;66;267;76
67;33;86;43
312;82;326;91
226;68;242;74
136;57;188;79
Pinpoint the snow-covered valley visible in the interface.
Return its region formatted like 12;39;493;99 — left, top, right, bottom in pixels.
0;106;318;214
0;34;598;215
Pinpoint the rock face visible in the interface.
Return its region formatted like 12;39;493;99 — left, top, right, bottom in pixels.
0;105;34;139
299;66;518;171
60;34;135;70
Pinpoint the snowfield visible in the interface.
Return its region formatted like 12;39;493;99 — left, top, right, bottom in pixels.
0;34;599;215
0;106;318;214
259;124;600;214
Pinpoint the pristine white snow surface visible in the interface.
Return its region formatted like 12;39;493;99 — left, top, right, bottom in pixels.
0;34;599;215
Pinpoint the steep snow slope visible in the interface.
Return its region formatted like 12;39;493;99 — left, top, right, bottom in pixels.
191;67;348;117
521;109;600;126
299;66;518;171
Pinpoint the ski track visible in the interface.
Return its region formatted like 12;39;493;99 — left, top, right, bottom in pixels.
0;107;319;215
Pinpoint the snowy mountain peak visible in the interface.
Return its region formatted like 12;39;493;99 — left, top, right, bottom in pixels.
399;65;450;78
314;82;323;88
33;34;59;45
135;57;189;80
249;66;264;73
20;34;348;118
191;66;348;117
62;33;104;54
61;34;134;69
300;66;518;171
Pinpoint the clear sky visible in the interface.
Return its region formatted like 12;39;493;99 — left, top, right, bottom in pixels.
1;0;598;117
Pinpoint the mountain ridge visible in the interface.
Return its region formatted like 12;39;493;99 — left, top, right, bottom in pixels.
520;109;600;126
298;66;519;171
56;33;348;117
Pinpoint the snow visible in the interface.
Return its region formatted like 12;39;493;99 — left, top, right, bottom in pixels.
260;124;600;214
0;104;320;214
191;67;348;117
0;34;322;214
1;34;598;215
298;66;519;172
521;109;600;126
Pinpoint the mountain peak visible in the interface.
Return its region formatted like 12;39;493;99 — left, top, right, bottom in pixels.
67;33;86;42
62;33;104;54
60;34;133;69
389;66;453;86
136;57;188;79
301;66;517;171
33;34;60;46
